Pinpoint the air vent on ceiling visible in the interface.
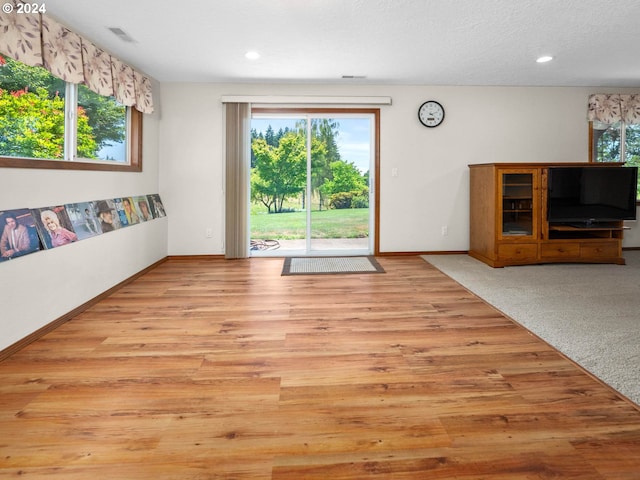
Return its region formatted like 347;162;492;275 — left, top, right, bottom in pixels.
108;27;137;43
341;75;367;79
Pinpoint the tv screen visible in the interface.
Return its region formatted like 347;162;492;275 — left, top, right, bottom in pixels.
547;166;638;225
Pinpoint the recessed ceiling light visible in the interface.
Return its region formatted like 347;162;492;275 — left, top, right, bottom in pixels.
536;55;553;63
245;51;260;60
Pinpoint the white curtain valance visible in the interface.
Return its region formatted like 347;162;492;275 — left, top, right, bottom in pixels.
0;1;41;67
0;0;154;113
111;57;137;107
81;40;114;97
41;16;83;83
588;94;640;125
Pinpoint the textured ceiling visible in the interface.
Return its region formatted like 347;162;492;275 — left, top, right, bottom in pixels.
44;0;640;87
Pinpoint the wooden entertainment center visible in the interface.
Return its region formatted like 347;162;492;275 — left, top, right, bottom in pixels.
469;162;628;267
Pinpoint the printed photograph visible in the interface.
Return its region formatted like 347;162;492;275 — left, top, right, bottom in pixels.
147;194;166;218
113;198;130;228
32;206;79;249
0;208;42;262
92;199;122;233
66;202;103;240
134;195;153;221
121;197;140;225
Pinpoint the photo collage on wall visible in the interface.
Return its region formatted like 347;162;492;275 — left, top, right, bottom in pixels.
0;194;166;263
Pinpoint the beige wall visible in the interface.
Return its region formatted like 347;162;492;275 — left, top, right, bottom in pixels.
159;83;640;255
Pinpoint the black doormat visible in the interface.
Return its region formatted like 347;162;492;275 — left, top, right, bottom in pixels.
282;256;385;275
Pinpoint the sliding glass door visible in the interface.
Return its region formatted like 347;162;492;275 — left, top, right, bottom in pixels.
250;111;375;256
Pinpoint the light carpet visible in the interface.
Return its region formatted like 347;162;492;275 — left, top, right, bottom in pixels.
282;256;385;275
423;252;640;406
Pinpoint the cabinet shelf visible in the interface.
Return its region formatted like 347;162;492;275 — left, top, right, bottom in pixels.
549;224;623;232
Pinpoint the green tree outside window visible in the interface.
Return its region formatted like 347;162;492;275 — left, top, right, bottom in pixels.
0;55;125;161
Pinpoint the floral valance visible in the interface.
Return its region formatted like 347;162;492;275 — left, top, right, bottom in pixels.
0;0;153;113
587;94;640;125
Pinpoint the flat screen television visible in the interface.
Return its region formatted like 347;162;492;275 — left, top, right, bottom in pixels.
547;166;638;226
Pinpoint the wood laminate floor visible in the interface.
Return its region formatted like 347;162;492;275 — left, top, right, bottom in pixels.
1;256;640;479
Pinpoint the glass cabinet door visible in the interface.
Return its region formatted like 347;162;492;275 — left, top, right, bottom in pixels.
499;170;537;239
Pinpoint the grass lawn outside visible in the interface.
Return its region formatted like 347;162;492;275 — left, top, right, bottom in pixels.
250;207;369;240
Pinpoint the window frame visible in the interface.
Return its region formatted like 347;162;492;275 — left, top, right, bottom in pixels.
0;66;143;173
0;108;142;172
250;106;381;255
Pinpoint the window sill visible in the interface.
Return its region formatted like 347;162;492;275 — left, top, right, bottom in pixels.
0;157;141;172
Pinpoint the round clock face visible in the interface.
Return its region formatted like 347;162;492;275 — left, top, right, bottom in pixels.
418;101;445;128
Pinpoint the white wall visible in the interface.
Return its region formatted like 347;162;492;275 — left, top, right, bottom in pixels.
0;103;166;351
159;83;640;255
159;84;225;255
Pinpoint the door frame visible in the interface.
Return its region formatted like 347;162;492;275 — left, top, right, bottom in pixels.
250;107;381;256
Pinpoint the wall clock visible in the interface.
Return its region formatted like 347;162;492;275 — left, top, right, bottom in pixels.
418;100;445;128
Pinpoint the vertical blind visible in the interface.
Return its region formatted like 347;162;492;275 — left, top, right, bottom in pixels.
224;103;251;259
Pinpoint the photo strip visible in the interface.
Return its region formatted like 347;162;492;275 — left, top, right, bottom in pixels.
0;209;42;261
32;206;79;249
0;195;164;266
147;194;166;218
66;202;103;240
93;199;122;233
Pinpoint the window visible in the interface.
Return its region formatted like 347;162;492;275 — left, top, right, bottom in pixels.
0;55;141;171
249;107;380;256
591;121;640;199
588;94;640;200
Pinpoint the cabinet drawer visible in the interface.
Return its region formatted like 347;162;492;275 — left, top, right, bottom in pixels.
581;242;619;258
498;243;538;261
540;243;580;258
